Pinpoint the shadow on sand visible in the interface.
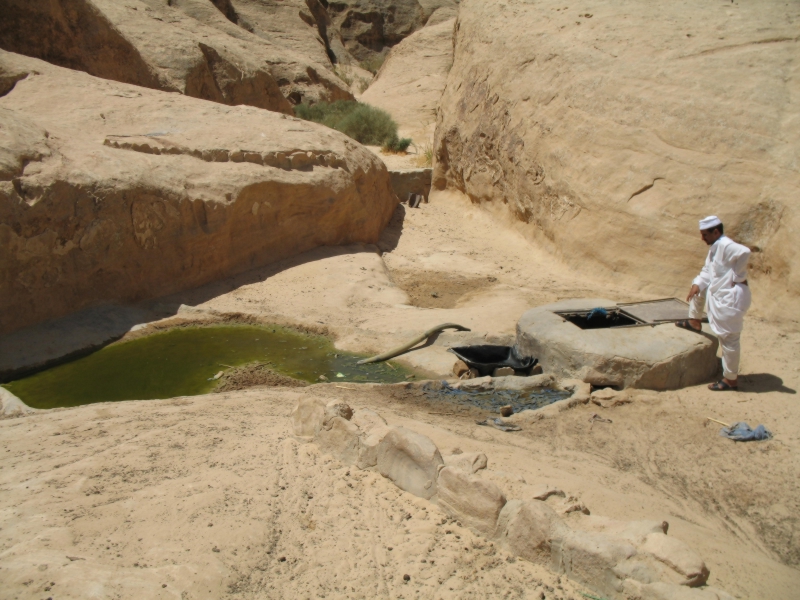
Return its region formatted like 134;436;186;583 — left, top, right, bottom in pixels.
739;373;796;394
1;205;410;382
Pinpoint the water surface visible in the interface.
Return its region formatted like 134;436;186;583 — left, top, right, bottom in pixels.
3;325;411;409
423;381;571;413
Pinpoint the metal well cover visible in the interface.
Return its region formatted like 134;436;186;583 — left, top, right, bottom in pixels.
617;298;697;324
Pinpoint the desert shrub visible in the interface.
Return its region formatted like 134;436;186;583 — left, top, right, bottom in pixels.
382;134;412;153
360;54;386;74
414;142;434;167
338;104;399;145
294;100;400;147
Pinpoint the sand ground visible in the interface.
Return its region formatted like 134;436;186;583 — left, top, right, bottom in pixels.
2;191;799;599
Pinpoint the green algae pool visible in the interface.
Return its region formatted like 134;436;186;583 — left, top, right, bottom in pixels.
2;324;412;409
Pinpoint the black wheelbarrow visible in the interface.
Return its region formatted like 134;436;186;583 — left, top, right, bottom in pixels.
448;345;537;377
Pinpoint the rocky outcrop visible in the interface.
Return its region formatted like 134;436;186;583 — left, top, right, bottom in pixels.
0;0;352;110
230;0;338;69
327;0;457;63
0;51;397;335
360;16;455;139
434;0;800;318
291;397;733;600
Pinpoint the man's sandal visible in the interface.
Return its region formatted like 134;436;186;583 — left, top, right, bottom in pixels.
675;320;702;332
708;380;738;391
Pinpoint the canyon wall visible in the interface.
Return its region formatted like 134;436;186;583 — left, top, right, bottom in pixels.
0;51;398;335
360;17;455;140
434;0;799;317
327;0;458;63
0;0;352;110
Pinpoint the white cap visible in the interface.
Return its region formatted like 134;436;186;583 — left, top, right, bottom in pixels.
699;215;722;230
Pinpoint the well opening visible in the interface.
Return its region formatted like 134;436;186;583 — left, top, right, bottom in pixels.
555;308;643;330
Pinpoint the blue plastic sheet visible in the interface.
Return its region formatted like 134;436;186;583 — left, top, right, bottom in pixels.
719;422;773;442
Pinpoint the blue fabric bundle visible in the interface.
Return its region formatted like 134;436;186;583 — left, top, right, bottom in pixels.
587;308;608;321
719;422;773;441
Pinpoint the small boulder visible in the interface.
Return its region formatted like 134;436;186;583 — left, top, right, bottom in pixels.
496;499;566;563
437;466;507;536
443;452;488;474
453;359;470;377
591;387;619;400
563;379;592;401
317;416;361;465
352;408;387;431
591;387;632;408
507;409;545;425
578;366;625;387
291;397;326;439
352;409;390;469
324;401;354;424
377;427;444;499
614;558;663;585
640;533;710;587
576;515;667;545
552;530;638;597
500;405;514;417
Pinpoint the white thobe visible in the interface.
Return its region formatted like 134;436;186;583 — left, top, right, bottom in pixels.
688;236;752;379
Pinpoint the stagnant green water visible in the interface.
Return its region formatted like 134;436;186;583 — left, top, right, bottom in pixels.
2;325;412;409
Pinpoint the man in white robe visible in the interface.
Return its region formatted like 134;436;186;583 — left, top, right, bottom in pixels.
677;216;751;391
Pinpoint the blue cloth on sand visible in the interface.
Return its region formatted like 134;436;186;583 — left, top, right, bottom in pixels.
719;422;773;441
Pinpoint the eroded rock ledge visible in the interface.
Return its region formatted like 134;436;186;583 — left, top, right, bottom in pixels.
0;51;398;335
292;393;734;600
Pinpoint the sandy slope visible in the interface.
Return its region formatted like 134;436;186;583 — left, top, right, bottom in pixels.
0;388;583;600
2;191;799;598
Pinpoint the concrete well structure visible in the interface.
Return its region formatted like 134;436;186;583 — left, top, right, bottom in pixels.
515;299;719;390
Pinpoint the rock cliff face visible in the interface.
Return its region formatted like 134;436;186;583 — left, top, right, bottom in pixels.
0;0;352;109
327;0;457;63
0;51;397;335
434;0;800;317
360;17;454;140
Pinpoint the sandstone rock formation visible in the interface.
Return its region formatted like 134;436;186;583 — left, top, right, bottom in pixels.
327;0;457;63
437;466;506;536
291;398;733;600
434;0;800;318
229;0;338;68
360;17;455;140
0;0;352;109
377;426;443;499
0;51;397;335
